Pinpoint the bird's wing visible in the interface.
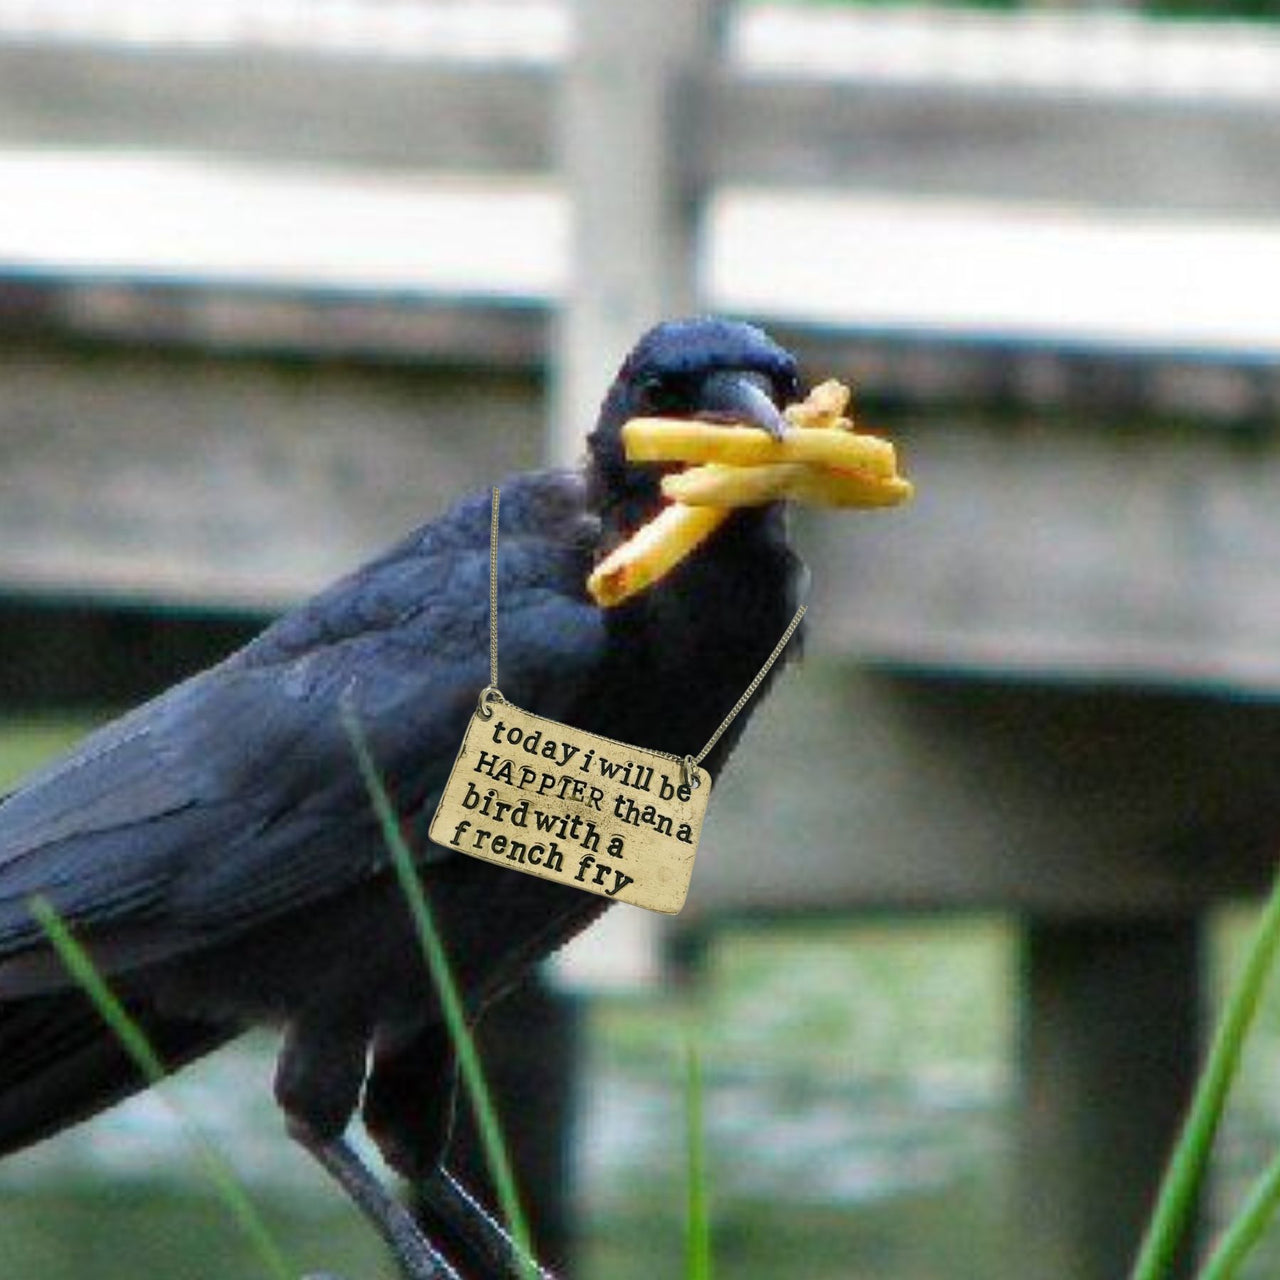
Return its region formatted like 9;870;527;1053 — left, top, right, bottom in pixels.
0;474;606;971
0;990;234;1157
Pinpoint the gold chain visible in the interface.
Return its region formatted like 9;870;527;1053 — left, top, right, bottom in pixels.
475;486;504;719
479;486;805;786
690;602;805;768
488;486;500;690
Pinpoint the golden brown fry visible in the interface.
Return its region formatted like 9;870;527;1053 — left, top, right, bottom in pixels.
784;378;851;430
622;418;898;478
621;419;779;465
785;467;914;509
663;460;913;509
587;503;727;607
662;462;804;508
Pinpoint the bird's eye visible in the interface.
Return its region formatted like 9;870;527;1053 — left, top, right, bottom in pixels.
637;375;688;416
776;371;802;407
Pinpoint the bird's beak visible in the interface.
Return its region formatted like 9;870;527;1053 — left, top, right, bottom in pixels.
694;370;788;440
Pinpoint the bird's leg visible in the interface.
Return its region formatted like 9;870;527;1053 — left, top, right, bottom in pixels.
416;1165;558;1280
290;1123;462;1280
276;1021;462;1280
363;1025;559;1280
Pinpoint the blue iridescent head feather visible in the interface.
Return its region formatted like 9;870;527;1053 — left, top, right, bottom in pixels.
617;317;799;395
588;317;802;515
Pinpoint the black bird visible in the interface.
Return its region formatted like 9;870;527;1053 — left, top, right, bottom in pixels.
0;317;806;1279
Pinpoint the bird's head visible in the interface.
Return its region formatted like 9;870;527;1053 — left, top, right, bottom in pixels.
587;317;801;526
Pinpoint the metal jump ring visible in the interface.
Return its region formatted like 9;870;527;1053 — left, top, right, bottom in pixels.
476;685;505;720
681;755;702;791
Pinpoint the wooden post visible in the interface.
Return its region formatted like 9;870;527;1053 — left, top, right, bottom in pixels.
1018;917;1202;1280
543;5;721;1265
550;0;720;461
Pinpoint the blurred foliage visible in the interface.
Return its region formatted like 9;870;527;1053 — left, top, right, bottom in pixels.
578;919;1015;1280
0;1186;378;1280
1146;0;1274;14
0;717;95;790
1143;0;1278;16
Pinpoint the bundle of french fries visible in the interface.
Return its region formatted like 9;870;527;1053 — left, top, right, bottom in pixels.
588;380;913;606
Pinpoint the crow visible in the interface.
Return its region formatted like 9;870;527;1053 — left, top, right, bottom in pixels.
0;317;806;1279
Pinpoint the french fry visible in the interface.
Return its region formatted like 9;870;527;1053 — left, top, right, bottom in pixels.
663;461;912;509
662;462;805;508
593;378;912;607
622;418;899;479
587;503;727;608
784;378;851;429
621;420;782;466
785;466;914;509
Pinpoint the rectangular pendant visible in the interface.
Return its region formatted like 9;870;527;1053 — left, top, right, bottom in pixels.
428;701;711;915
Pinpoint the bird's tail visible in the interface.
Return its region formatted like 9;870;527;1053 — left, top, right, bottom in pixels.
0;991;235;1158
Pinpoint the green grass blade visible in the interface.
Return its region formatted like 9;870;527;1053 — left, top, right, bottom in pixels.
1129;869;1280;1280
341;703;539;1280
28;896;294;1280
684;1043;713;1280
1199;1149;1280;1280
